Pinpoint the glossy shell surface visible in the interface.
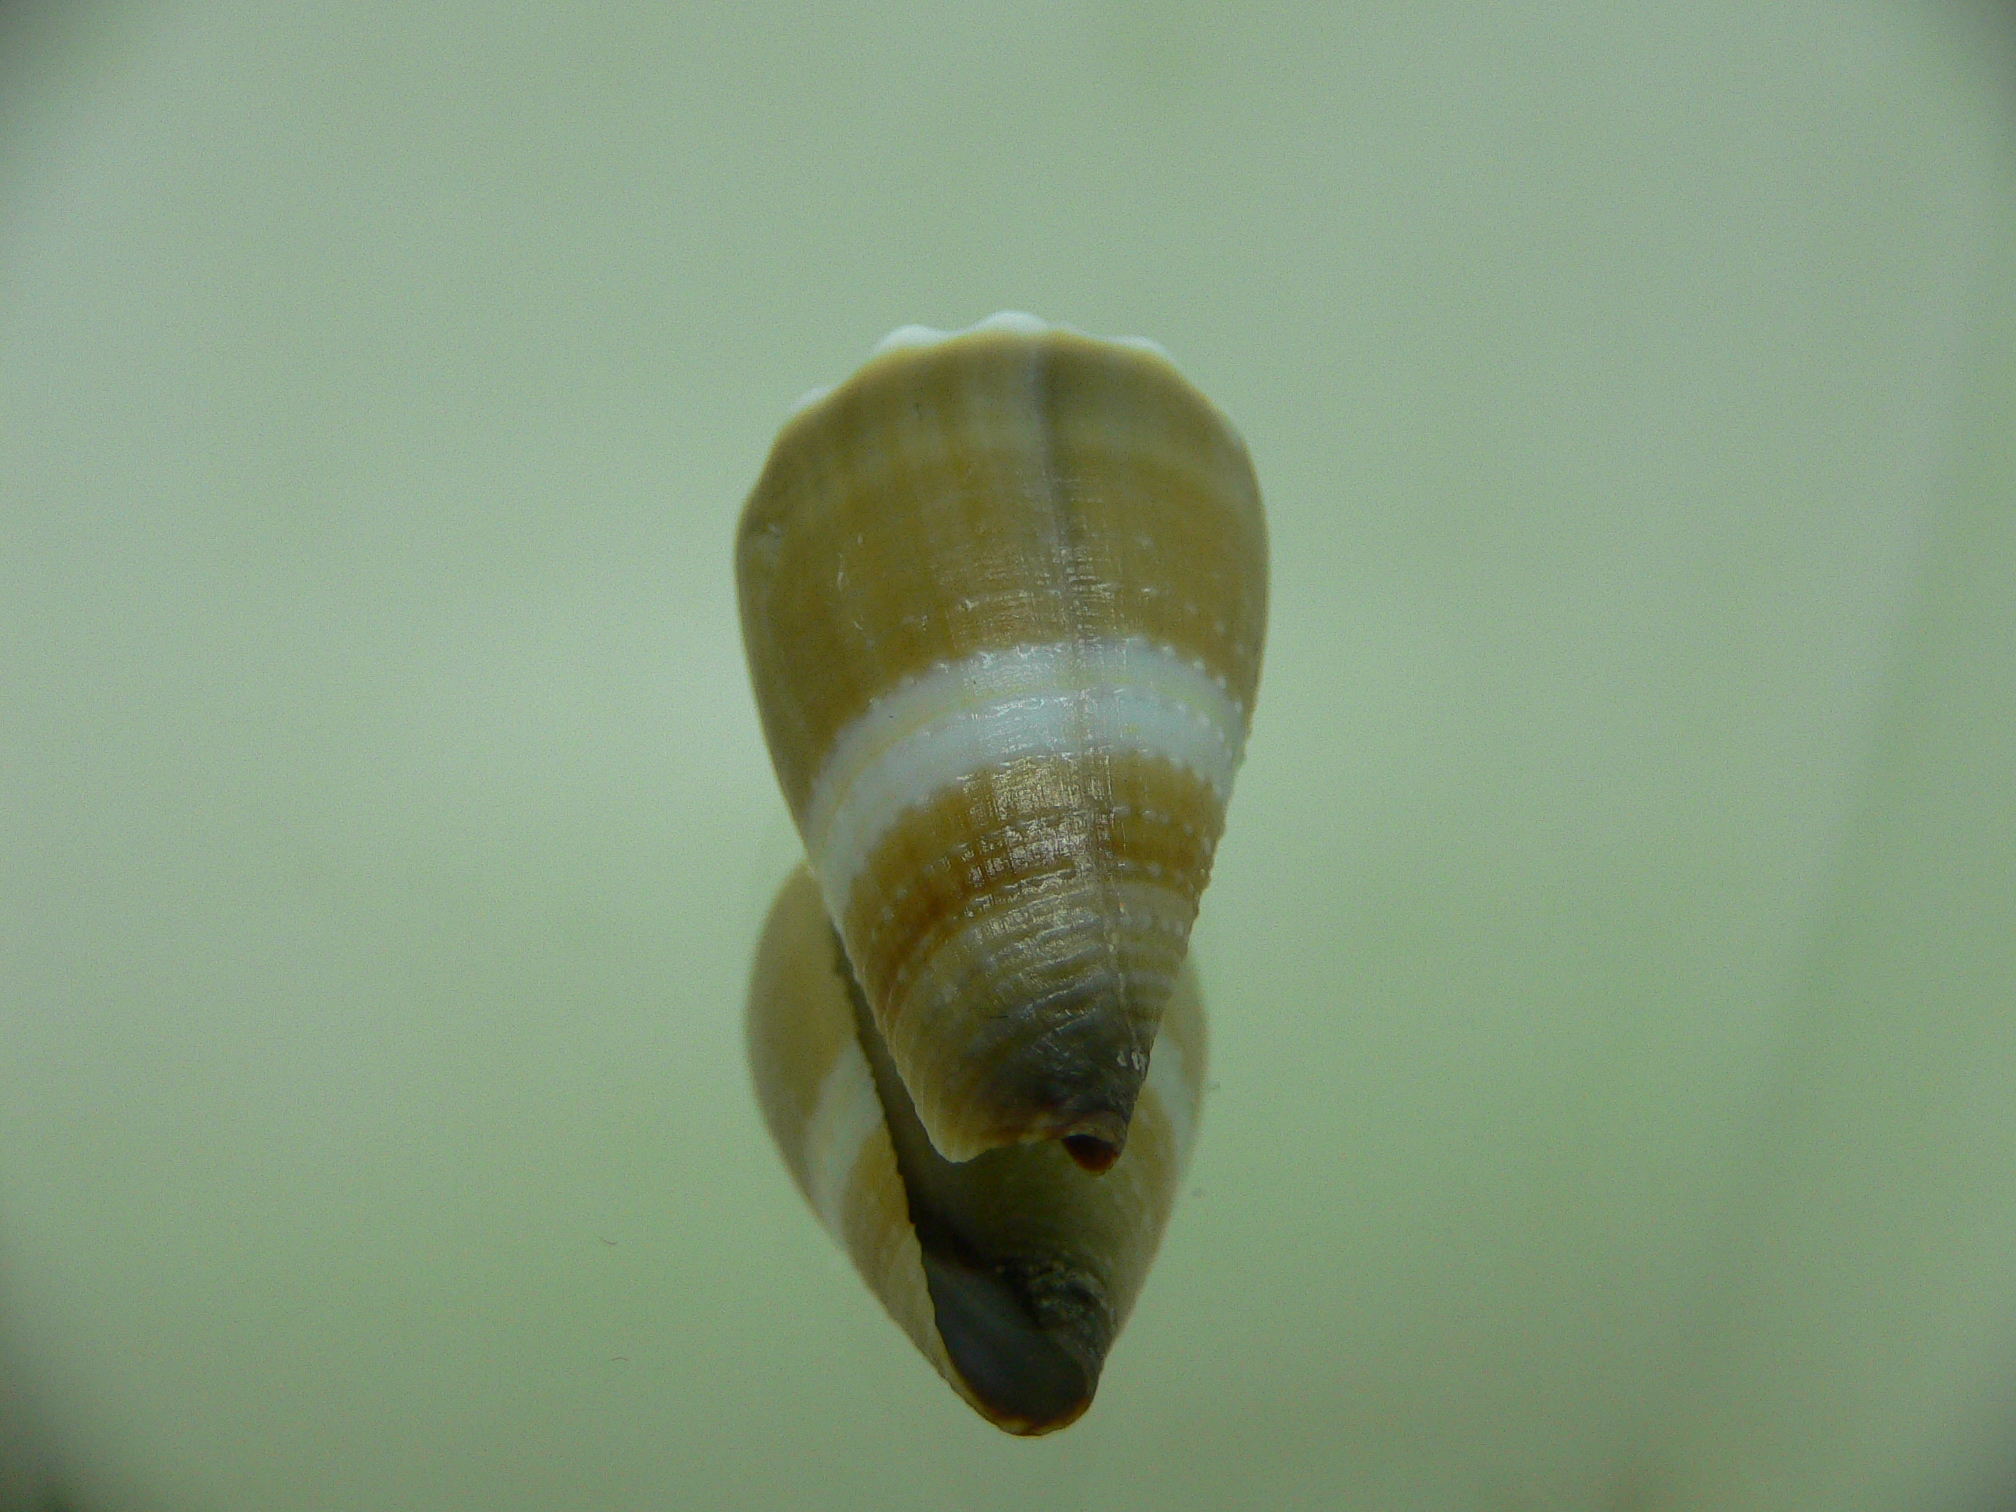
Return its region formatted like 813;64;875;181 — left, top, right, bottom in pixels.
737;314;1265;1172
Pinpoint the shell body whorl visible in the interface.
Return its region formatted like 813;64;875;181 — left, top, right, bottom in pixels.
737;314;1265;1169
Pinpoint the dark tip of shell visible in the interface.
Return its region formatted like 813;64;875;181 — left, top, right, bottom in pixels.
1061;1132;1122;1174
975;1009;1151;1167
918;1248;1111;1436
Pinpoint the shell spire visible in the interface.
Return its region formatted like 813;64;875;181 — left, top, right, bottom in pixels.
738;313;1265;1169
746;867;1207;1433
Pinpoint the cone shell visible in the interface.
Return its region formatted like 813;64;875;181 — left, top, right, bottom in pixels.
737;314;1264;1170
747;865;1207;1434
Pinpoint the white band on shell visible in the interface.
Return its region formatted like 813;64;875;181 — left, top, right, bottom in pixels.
802;636;1249;925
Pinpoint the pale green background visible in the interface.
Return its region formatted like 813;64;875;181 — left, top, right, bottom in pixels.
3;3;2015;1509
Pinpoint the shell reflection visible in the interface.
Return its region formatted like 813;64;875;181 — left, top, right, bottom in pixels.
746;865;1207;1434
